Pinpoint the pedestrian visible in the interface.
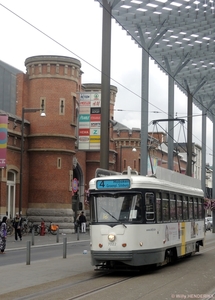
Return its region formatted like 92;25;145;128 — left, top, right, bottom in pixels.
13;212;22;241
0;216;7;253
75;213;81;233
79;211;86;233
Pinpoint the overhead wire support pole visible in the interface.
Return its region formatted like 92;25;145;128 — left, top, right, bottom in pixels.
201;107;207;194
186;92;193;177
168;74;174;171
213;119;215;233
100;0;111;170
140;34;149;176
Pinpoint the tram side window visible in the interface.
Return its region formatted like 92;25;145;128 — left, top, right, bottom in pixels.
145;193;155;221
170;193;176;221
156;193;162;222
189;197;194;220
198;198;204;219
183;196;188;220
162;192;170;222
177;195;183;221
194;198;198;219
156;193;162;223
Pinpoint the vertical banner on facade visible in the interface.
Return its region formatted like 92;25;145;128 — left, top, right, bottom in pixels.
78;92;101;150
0;115;8;168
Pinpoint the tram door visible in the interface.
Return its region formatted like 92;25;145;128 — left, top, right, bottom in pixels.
6;171;16;219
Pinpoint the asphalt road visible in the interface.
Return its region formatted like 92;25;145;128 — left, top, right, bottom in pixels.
0;232;215;299
1;240;90;266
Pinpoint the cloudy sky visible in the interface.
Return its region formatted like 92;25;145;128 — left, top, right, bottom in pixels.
0;0;213;164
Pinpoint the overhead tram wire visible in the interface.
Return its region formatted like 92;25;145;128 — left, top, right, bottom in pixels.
150;118;188;155
150;115;214;159
0;3;212;155
1;2;186;125
0;3;170;119
98;1;215;160
114;108;162;113
99;1;215;119
1;2;213;120
175;111;213;158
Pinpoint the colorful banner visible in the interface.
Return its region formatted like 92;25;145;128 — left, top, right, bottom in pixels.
78;92;101;150
0;115;8;168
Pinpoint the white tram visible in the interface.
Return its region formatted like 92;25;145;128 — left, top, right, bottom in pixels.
89;167;205;270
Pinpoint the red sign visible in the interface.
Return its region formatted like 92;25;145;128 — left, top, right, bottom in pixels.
91;114;101;121
79;129;90;136
80;101;90;106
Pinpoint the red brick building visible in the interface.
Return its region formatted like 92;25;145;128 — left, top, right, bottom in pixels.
0;56;118;231
0;55;187;231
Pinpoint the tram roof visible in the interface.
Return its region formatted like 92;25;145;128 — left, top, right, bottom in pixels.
96;0;215;121
89;167;204;196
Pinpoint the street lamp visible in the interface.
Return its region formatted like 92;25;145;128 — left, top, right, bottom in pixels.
19;107;46;214
120;145;138;173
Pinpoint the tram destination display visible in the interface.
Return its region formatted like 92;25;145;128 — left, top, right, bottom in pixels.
96;179;130;189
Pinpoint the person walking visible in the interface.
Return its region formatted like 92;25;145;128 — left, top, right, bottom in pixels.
75;213;81;233
13;213;22;241
0;216;7;253
79;211;86;233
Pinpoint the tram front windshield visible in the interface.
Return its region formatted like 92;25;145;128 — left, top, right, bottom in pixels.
90;193;142;223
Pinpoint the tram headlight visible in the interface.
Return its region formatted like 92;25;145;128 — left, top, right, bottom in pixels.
108;234;116;242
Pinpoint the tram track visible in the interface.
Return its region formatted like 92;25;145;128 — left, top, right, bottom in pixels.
15;268;159;300
65;277;133;300
3;271;135;300
2;236;215;300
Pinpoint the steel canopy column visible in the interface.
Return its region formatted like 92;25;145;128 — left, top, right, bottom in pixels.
140;48;149;176
201;108;206;194
186;92;193;176
100;0;111;170
168;75;174;170
212;119;215;233
165;55;190;171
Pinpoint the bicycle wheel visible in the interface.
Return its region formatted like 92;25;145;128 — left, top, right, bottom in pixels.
45;225;49;234
27;222;33;233
29;224;39;236
7;224;13;236
21;224;28;236
32;225;39;236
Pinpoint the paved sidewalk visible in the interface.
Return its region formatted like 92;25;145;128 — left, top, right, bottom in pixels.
6;231;90;250
0;232;92;297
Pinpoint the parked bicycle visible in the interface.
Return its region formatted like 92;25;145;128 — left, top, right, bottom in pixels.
7;217;26;236
20;218;40;236
37;218;59;235
27;221;40;236
21;217;29;236
6;217;39;236
6;219;14;236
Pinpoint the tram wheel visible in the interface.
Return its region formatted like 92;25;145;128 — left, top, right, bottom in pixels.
165;248;177;264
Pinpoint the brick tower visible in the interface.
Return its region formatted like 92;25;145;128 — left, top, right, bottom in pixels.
18;55;82;231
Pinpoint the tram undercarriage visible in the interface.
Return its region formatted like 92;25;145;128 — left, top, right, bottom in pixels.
92;239;204;271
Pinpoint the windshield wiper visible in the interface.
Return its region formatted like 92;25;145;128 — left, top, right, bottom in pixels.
101;207;127;228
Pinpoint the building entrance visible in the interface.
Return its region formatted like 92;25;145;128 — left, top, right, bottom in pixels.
6;170;16;219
